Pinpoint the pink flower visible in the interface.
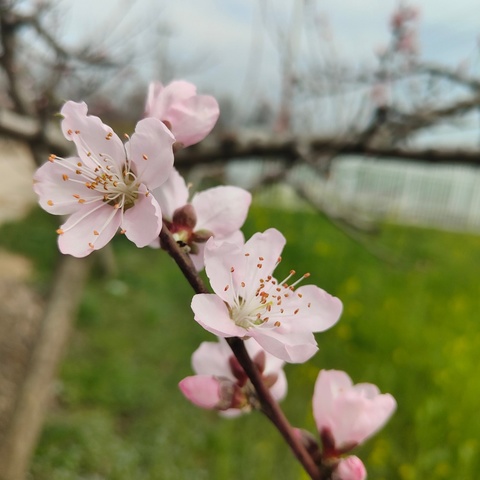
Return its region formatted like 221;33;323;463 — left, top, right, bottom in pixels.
152;168;251;270
332;456;367;480
145;80;219;148
191;228;343;363
33;101;175;257
313;370;396;455
179;338;287;415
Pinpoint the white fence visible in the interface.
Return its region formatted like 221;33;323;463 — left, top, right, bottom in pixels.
229;157;480;234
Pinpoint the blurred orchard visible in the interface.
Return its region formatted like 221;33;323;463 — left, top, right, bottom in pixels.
1;1;480;479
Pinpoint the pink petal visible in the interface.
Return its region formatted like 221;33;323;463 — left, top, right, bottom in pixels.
313;370;353;433
144;80;219;147
121;185;162;247
204;238;244;303
190;231;244;272
58;203;121;258
242;229;286;298
192;186;251;237
334;392;396;447
127;117;175;190
151;168;189;221
34;157;95;215
190;242;207;271
293;285;343;332
332;456;367;480
145;81;197;117
191;340;235;380
191;293;247;337
60;101;125;172
251;329;318;363
179;375;221;409
166;94;220;147
269;369;288;402
313;370;397;450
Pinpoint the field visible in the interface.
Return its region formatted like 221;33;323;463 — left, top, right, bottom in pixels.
1;203;480;480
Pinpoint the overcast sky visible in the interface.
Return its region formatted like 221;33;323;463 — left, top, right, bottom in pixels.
60;0;480;96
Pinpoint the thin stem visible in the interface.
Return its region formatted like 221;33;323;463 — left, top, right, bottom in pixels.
159;222;324;480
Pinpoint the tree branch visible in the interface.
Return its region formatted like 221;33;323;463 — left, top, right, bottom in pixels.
159;222;324;480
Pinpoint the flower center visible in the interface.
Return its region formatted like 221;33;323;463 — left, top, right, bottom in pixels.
225;258;311;330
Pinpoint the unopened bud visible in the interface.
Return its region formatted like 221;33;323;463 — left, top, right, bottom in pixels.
172;204;197;229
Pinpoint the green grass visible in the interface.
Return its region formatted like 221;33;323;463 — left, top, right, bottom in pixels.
2;204;480;479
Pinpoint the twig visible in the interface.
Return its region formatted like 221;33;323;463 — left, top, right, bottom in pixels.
159;222;324;480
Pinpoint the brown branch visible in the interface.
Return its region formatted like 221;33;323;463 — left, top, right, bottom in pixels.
175;134;480;167
419;63;480;91
159;222;324;480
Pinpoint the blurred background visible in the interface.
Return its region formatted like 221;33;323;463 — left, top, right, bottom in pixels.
1;0;480;479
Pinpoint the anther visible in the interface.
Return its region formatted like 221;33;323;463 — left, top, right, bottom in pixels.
88;242;94;249
67;129;73;135
62;174;69;181
241;282;245;287
56;228;64;235
224;285;230;291
274;321;281;327
47;200;54;206
230;267;235;273
120;229;126;234
142;154;148;160
294;308;299;315
93;230;99;236
75;130;80;134
48;154;56;162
